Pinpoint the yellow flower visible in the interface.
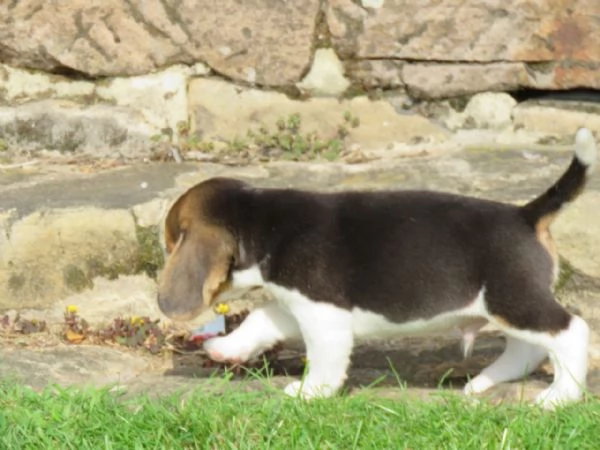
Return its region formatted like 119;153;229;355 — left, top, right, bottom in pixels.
214;303;230;315
66;305;79;314
130;316;144;326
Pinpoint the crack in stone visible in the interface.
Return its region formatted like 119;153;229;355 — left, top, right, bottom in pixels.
123;0;172;42
35;44;97;80
329;3;365;60
100;10;120;45
360;57;555;65
23;3;43;21
159;0;194;46
396;23;428;47
73;10;110;62
223;48;249;61
299;0;328;82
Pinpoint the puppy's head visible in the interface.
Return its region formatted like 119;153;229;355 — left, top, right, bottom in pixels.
157;179;241;322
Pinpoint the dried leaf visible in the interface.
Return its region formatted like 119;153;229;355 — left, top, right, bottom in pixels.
65;329;85;344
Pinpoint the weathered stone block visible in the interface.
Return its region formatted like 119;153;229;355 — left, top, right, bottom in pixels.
462;93;517;130
0;64;95;106
513;101;600;137
403;63;531;99
0;0;320;86
0;208;138;309
554;193;600;280
96;65;190;134
296;48;351;97
0;100;154;155
328;0;600;93
344;59;404;90
189;78;448;150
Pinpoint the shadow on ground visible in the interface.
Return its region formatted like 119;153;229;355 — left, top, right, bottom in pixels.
163;332;580;402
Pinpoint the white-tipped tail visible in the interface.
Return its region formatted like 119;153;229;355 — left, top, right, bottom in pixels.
575;127;597;169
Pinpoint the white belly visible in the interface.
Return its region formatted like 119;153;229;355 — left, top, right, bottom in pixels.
351;304;486;339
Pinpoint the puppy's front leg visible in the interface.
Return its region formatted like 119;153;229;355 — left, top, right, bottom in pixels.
204;302;301;363
283;301;354;400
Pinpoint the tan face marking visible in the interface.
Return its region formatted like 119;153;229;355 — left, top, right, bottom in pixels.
157;187;237;322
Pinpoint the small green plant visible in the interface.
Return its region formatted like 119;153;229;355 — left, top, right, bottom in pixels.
555;257;575;294
150;113;361;163
229;111;360;161
150;121;214;161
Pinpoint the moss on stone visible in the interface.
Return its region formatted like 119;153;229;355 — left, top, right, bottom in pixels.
63;264;94;292
555;256;575;294
341;83;368;100
7;273;26;292
133;225;164;279
49;225;164;297
447;96;471;112
86;257;132;281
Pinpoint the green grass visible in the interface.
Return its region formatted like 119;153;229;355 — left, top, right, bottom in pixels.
1;379;599;450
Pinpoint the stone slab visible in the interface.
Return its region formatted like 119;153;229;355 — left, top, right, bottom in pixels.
0;0;320;86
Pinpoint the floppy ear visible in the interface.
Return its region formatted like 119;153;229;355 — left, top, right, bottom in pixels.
157;225;237;322
200;229;236;308
163;196;183;255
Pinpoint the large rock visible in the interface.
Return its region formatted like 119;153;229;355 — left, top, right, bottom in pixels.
0;100;154;156
296;48;351;97
327;0;600;95
0;163;198;311
0;346;150;390
34;275;163;327
403;63;533;99
0;63;206;153
188;78;449;150
0;63;95;105
513;101;600;137
95;65;191;134
0;208;138;309
554;193;600;280
461;93;517;130
0;0;320;86
344;59;404;90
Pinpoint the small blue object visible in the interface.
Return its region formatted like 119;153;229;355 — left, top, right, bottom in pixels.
192;314;226;338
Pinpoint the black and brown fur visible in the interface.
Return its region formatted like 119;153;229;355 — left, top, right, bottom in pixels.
158;135;595;336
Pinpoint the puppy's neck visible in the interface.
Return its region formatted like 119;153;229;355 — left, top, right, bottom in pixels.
224;186;316;276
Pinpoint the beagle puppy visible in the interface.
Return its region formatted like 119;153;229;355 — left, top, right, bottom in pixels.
158;128;597;409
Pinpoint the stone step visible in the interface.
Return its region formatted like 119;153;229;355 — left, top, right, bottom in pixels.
1;143;600;325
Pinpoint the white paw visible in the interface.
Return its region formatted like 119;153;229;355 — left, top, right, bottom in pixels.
283;380;338;400
535;386;582;410
203;336;252;364
463;375;494;396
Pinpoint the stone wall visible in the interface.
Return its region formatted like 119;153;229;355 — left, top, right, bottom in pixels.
1;0;600;156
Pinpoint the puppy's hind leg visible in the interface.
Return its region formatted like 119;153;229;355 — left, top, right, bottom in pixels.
204;301;301;363
466;288;589;409
533;314;589;408
464;337;547;395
